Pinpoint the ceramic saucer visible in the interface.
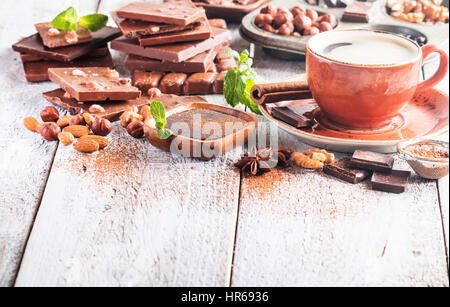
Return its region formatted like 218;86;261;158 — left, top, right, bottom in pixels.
260;87;449;153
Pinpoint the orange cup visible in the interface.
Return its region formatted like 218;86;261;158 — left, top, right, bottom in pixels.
306;29;449;130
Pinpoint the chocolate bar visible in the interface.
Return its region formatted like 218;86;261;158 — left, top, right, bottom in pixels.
323;158;372;184
371;170;411;194
271;107;312;129
21;50;115;82
20;46;109;63
190;0;271;22
133;71;165;93
159;73;188;95
341;1;375;23
116;1;206;26
48;67;141;102
42;88;206;121
350;150;395;172
12;27;121;62
207;18;227;29
213;71;227;93
35;22;92;48
110;27;231;62
137;23;212;46
184;72;217;95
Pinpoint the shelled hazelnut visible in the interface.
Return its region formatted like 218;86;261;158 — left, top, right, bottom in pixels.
126;121;145;139
40;106;60;122
91;117;112;136
40;122;61;141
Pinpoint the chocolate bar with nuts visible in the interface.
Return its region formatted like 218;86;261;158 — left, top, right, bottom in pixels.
35;22;92;49
48;67;141;102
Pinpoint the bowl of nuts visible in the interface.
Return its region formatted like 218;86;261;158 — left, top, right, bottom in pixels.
385;0;449;25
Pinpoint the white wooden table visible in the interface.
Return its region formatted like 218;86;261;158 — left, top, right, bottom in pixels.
0;0;448;287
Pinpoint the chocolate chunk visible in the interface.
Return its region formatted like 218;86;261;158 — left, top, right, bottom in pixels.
341;1;375;23
48;67;141;102
217;57;237;72
183;72;217;95
116;2;205;26
159;73;189;95
133;71;165;93
213;71;227;94
137;23;212;46
42;88;206;122
35;22;92;49
271;107;312;129
350;150;395;172
110;27;231;63
21;50;114;83
371;170;411;194
207;18;227;29
12;27;121;62
323;158;372;184
20;46;109;63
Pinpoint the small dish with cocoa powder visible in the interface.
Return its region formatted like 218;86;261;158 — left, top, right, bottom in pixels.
398;139;449;179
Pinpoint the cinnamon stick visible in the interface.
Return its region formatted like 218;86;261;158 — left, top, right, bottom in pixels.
251;81;312;105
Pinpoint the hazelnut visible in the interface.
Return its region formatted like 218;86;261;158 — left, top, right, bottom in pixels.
40;122;61;141
255;14;267;27
303;26;320;36
306;9;319;21
321;14;337;28
319;21;333;32
274;11;294;28
86;81;103;91
69;114;86;126
294;15;312;31
91;117;112;136
260;4;277;17
126;120;145;139
47;28;60;37
72;69;86;77
279;23;295;36
64;30;78;44
88;104;105;113
262;24;276;33
40;106;60;122
120;110;144;128
148;87;162;98
291;6;306;17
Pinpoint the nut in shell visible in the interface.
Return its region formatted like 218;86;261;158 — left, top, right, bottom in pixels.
126;120;145;138
69;114;86;126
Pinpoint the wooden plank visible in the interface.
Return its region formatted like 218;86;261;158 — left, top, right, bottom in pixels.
0;0;100;287
15;125;241;286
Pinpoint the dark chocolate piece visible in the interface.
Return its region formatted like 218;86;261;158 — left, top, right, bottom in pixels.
133;71;165;93
341;1;375;23
323;158;372;184
116;2;205;26
350;150;395;173
213;71;226;93
12;27;121;62
371;170;411;194
20;46;109;63
42;88;206;121
48;67;141;102
110;27;231;63
271;107;312;129
35;22;92;48
137;23;212;46
183;72;217;95
159;73;189;95
21;51;115;83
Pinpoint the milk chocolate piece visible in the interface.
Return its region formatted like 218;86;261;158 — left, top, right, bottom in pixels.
271;107;312;129
217;57;236;72
133;71;165;93
42;88;205;121
350;150;395;173
341;1;375;23
20;46;109;63
124;47;218;73
207;18;227;29
323;158;372;184
116;2;205;26
48;67;141;102
12;27;121;62
137;23;212;46
111;27;230;62
213;71;226;93
159;73;189;95
21;51;115;82
183;72;217;94
371;170;411;194
35;22;92;48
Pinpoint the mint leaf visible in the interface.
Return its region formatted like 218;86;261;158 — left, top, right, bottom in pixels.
157;128;173;140
223;49;240;61
79;13;108;32
239;49;250;65
150;101;166;126
241;79;262;115
224;69;246;107
51;7;78;32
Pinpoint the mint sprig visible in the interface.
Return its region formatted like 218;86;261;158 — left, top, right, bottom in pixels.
51;7;108;32
150;101;173;140
223;50;262;115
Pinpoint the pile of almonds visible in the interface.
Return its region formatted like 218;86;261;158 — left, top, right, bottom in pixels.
254;4;337;37
120;105;152;139
386;0;449;24
24;105;112;153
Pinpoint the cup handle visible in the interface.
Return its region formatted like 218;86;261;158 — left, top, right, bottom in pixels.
416;44;449;92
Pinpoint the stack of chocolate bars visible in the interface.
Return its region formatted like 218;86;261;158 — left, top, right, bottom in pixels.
110;0;236;96
12;23;121;82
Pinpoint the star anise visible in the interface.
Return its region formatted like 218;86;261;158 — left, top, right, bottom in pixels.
235;147;293;176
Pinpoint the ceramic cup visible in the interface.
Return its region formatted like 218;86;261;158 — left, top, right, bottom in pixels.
306;29;449;130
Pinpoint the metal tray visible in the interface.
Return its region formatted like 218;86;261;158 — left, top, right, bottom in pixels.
240;0;449;60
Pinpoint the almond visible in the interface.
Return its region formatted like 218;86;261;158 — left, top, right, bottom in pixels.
82;112;95;126
58;132;75;145
74;140;99;153
57;115;72;128
24;116;39;132
64;125;90;138
79;135;109;149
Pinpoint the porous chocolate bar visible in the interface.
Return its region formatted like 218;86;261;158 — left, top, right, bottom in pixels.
48;67;141;102
350;150;395;173
371;170;411;194
323;158;372;184
35;22;92;49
